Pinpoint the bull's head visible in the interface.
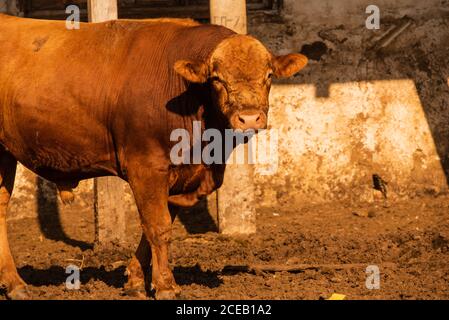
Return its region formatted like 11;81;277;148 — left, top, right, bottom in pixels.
174;35;307;131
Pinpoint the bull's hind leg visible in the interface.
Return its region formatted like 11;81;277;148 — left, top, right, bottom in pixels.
0;150;29;299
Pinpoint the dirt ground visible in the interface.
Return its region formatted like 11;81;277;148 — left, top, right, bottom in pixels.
1;193;449;300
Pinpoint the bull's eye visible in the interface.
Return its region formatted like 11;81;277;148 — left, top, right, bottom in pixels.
210;76;221;82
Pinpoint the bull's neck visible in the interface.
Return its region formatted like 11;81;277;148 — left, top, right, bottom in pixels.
167;82;228;135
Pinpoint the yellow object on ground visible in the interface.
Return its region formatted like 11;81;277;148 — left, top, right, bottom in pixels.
327;293;347;300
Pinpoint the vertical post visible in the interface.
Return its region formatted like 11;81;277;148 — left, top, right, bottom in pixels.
94;177;127;246
209;0;256;235
210;0;247;34
88;0;118;22
6;0;20;16
217;143;257;235
88;0;127;247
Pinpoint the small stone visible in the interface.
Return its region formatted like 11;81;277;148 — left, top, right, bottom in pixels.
330;276;341;283
352;210;368;217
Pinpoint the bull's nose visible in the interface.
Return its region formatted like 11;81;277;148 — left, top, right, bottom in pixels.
233;111;267;131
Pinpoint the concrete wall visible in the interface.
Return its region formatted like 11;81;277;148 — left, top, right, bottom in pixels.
255;80;448;208
4;0;449;220
283;0;445;25
0;0;7;13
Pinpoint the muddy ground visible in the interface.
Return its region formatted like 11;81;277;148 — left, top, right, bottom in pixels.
1;194;449;300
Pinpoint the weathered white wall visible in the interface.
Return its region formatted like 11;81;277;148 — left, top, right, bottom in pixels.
254;80;448;208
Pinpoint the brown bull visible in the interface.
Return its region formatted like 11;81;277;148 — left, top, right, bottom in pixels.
0;14;307;299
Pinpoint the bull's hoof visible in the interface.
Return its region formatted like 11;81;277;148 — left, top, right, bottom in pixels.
124;287;148;299
7;285;31;300
124;276;148;299
155;289;180;300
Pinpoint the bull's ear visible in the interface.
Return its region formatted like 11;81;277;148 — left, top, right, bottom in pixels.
273;53;308;78
174;59;208;83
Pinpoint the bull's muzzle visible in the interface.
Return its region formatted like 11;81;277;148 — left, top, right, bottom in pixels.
231;110;267;131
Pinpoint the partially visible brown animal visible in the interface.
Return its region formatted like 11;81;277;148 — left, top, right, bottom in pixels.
0;14;307;299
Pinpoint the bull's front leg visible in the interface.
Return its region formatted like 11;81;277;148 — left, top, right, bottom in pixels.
128;163;181;300
125;204;181;298
124;233;151;298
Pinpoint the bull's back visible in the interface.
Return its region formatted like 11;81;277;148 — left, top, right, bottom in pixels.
0;15;139;179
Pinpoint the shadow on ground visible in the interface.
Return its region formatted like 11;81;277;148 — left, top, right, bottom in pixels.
18;264;223;290
36;177;93;250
